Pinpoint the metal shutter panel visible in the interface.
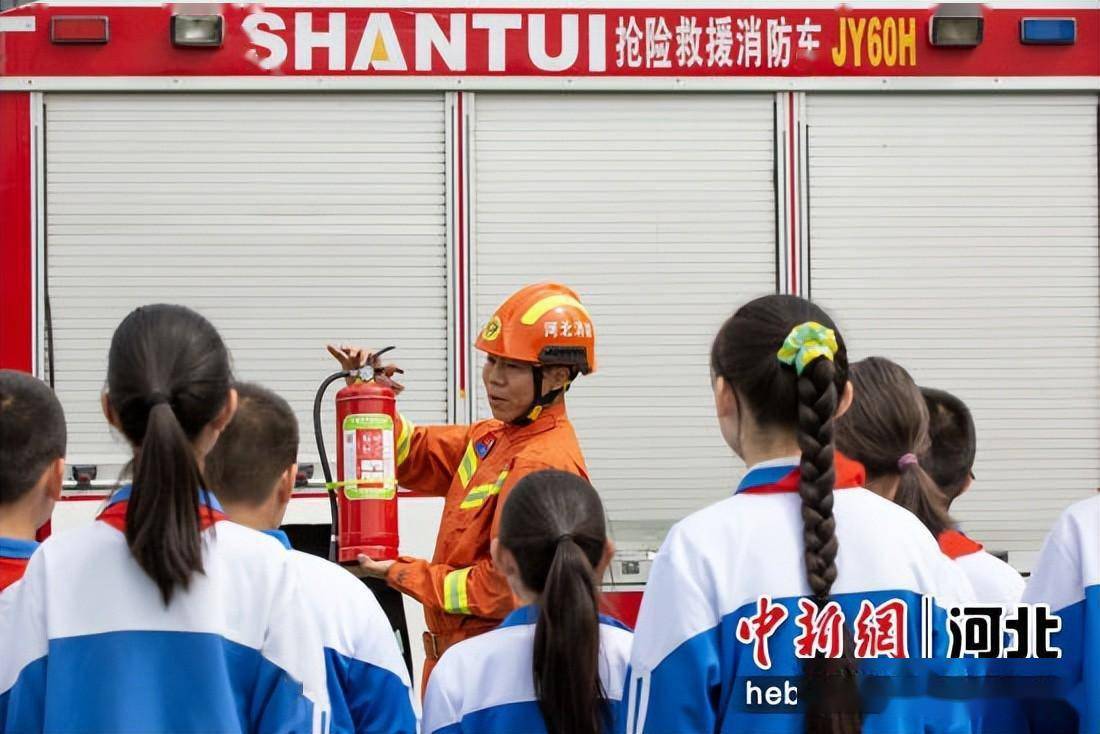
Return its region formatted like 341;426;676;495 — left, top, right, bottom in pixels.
45;93;448;474
806;93;1099;569
473;93;776;544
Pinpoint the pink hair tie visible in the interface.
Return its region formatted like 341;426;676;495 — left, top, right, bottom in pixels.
897;453;919;471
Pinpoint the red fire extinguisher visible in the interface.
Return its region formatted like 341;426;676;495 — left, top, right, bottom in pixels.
313;346;400;564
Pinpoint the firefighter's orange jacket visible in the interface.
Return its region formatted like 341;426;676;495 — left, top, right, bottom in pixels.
384;401;586;660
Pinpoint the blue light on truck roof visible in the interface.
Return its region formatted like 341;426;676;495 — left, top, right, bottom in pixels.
1020;18;1077;45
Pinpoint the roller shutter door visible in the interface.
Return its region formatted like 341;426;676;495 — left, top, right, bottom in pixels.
473;93;777;543
45;93;449;475
806;93;1099;568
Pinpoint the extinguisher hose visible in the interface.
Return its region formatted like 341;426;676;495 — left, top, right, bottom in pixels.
314;370;351;562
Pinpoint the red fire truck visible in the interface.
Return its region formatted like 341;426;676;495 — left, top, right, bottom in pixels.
1;0;1097;686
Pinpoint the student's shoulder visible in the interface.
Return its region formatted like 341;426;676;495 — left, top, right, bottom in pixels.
837;488;945;551
838;486;926;525
39;519;116;551
598;618;634;659
1053;494;1100;548
958;549;1022;579
212;521;296;562
435;622;527;679
957;550;1025;603
664;491;789;552
288;550;380;606
1027;494;1100;603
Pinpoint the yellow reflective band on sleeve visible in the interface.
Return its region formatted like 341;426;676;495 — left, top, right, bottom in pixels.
395;415;414;467
443;567;472;615
456;442;479;489
519;294;590;325
459;469;510;510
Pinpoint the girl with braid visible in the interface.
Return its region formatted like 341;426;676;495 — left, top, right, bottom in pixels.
623;295;975;734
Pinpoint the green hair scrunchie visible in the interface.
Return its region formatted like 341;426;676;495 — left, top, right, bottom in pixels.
776;321;838;375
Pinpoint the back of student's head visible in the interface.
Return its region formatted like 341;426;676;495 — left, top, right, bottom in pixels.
919;386;976;505
205;382;298;507
106;304;232;605
497;470;608;734
836;357;953;538
710;294;860;734
0;370;66;506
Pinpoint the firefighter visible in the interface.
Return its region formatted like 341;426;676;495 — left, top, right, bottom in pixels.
326;282;594;686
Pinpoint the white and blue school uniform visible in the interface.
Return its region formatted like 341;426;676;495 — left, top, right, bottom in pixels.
262;530;419;734
424;604;633;734
0;537;37;676
1020;494;1100;734
938;530;1025;608
0;486;330;734
623;456;977;734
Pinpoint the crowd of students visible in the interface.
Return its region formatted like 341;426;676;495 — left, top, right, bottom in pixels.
0;295;1095;734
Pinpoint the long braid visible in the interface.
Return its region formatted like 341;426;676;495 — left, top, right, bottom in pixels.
797;357;861;734
797;357;839;600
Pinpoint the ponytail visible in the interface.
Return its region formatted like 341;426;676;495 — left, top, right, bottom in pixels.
107;305;231;605
894;464;953;538
126;402;206;604
835;356;955;539
498;470;609;734
796;357;862;734
534;537;607;734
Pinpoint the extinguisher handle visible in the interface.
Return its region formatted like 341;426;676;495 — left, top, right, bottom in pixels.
338;345;398;384
369;345;397;363
358;347;405;394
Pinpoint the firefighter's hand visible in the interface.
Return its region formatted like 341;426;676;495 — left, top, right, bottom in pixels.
326;344;405;392
351;554;396;579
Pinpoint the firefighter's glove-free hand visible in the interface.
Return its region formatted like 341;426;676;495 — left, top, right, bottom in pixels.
350;554;397;579
326;344;406;393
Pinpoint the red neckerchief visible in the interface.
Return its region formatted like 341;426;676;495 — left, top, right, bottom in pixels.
0;558;30;592
937;529;984;559
97;491;224;533
737;453;867;494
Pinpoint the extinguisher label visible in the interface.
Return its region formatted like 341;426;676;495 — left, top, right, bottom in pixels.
341;414;397;500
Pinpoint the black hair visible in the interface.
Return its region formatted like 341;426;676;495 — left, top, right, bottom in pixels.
920;387;977;504
497;470;609;734
710;294;860;734
0;370;66;505
836;358;953;537
205;382;298;507
106;304;232;605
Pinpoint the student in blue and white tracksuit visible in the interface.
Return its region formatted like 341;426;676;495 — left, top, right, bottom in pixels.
919;386;1025;607
623;296;976;734
0;305;329;734
0;371;65;599
1020;494;1100;734
424;470;632;734
205;382;419;734
837;359;1025;608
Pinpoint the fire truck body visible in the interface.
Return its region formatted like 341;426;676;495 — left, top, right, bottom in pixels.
1;4;1098;662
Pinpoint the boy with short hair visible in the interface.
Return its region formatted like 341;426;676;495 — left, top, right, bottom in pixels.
205;382;418;734
921;386;1025;605
0;370;65;592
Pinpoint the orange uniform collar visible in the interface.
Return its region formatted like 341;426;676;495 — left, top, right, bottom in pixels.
503;400;567;437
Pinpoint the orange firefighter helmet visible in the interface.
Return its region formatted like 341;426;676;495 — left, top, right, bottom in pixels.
475;283;597;375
